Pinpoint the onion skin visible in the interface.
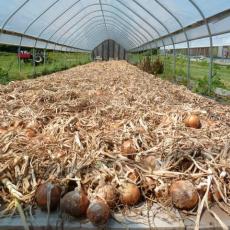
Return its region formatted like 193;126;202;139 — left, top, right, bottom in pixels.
121;140;136;159
87;199;110;226
127;169;139;183
119;183;140;206
142;155;156;171
25;128;37;138
35;183;62;211
142;176;156;192
170;180;199;210
184;115;201;129
97;184;117;208
60;190;89;217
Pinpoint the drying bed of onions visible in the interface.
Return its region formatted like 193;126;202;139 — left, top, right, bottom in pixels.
0;61;230;228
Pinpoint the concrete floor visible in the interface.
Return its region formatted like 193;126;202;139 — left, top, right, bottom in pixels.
0;203;230;229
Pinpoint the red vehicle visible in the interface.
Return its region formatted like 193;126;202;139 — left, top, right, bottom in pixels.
17;50;44;65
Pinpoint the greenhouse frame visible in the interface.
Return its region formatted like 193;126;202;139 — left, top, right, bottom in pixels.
0;1;230;230
0;0;230;89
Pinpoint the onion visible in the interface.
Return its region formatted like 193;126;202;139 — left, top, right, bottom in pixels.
210;186;222;202
184;115;201;129
119;183;140;206
96;184;117;208
0;127;7;134
170;180;198;210
95;90;104;96
87;199;110;226
141;155;156;171
60;190;89;217
35;183;61;211
121;140;136;159
25;128;37;138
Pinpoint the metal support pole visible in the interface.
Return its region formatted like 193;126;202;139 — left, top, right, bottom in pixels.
44;49;46;66
107;40;110;61
118;45;120;60
188;0;214;93
32;48;36;77
18;47;21;73
187;44;191;87
154;0;190;85
173;46;176;77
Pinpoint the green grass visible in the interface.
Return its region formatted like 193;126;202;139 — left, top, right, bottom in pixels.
0;51;91;84
128;53;230;90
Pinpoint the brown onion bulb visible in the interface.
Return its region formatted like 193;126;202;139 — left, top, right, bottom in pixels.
60;190;89;217
95;90;104;96
0;127;7;134
210;186;222;202
25;128;37;138
119;183;140;206
35;183;61;211
97;184;117;208
170;180;199;210
184;115;201;129
121;140;136;159
87;199;110;226
142;155;156;171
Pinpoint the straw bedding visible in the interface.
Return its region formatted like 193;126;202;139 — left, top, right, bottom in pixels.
0;61;230;226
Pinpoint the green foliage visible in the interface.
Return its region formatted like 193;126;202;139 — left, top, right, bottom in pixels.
0;51;91;84
198;60;208;67
0;67;10;84
194;75;225;96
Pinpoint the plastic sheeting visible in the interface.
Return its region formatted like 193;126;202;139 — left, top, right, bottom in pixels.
0;0;230;51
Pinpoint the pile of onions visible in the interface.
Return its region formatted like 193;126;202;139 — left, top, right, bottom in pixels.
119;182;140;206
121;140;136;159
184;115;201;129
35;183;62;211
96;184;117;208
60;190;89;217
170;180;199;210
87;199;110;226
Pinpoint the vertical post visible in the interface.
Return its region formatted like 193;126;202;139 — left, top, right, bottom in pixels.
32;48;36;77
107;40;110;61
162;45;167;76
113;40;115;59
64;49;67;68
173;46;176;77
43;48;46;75
138;48;141;63
18;47;21;73
188;0;214;93
102;42;104;61
187;42;191;88
118;45;120;60
208;37;213;94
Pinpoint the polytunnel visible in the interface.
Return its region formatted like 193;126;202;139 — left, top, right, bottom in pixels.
0;1;230;230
